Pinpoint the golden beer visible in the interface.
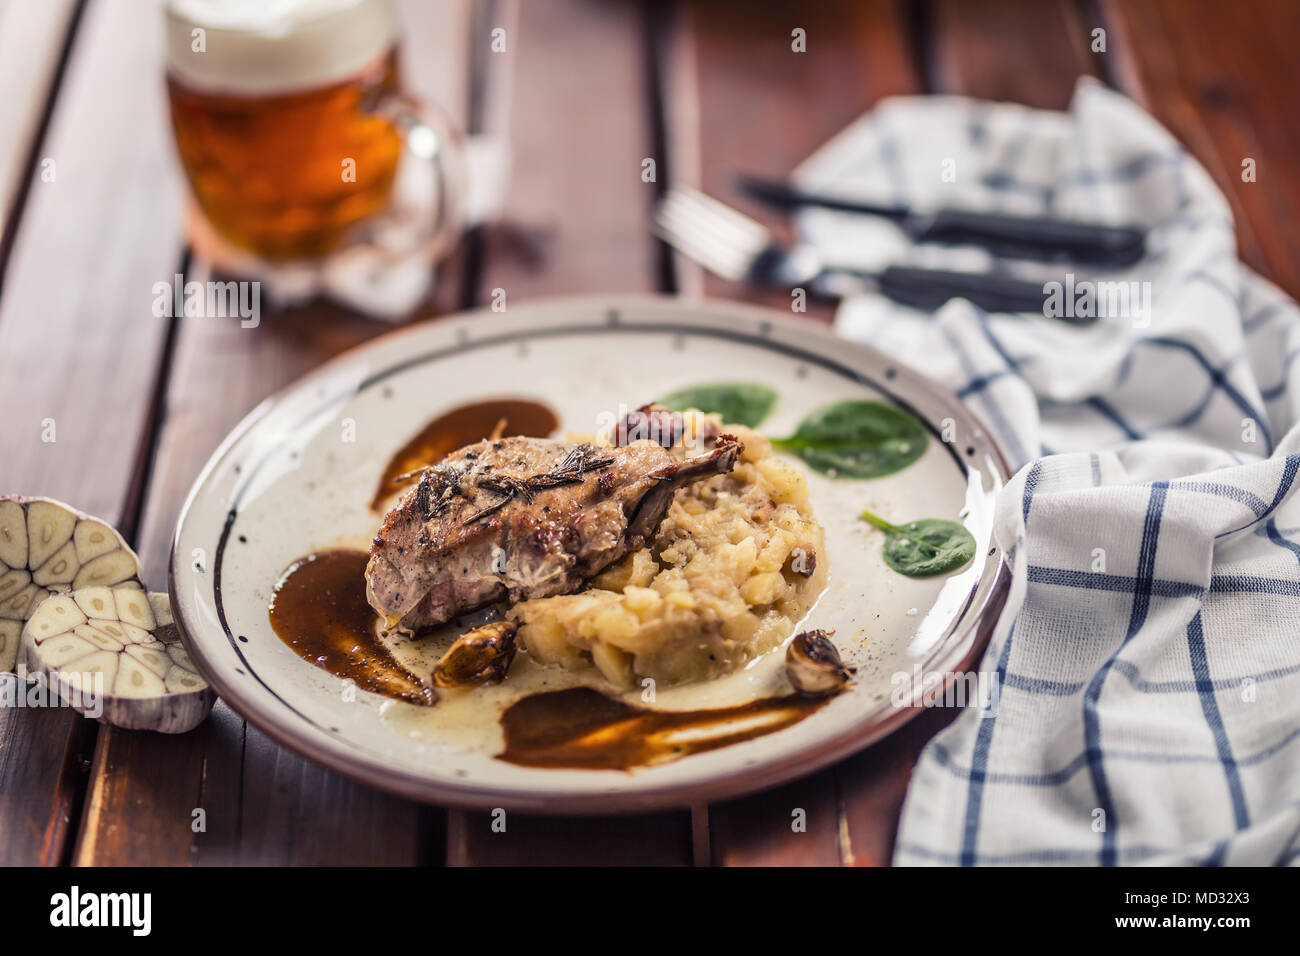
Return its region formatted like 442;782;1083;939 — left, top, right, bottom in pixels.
165;0;408;260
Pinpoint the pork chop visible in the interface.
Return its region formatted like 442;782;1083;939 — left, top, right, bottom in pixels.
365;432;742;634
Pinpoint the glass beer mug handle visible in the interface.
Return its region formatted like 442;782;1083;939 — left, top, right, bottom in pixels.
376;92;467;264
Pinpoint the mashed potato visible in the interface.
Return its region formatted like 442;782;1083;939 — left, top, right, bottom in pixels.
513;413;827;687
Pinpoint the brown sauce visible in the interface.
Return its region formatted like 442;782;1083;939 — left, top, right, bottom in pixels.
498;686;829;771
370;398;558;510
268;549;433;705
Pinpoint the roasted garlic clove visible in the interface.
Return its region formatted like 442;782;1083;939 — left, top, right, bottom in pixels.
432;620;519;688
0;496;144;673
785;629;854;697
22;587;215;733
784;544;817;579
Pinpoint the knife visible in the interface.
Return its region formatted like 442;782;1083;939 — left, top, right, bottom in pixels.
738;175;1147;267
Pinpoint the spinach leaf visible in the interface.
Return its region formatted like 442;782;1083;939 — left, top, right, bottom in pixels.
860;509;976;578
771;400;928;479
658;382;778;428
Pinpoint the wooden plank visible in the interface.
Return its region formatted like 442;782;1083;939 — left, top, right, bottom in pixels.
0;0;180;526
74;0;475;866
0;0;80;255
447;812;692;867
659;0;923;867
661;0;922;313
838;705;961;866
926;0;1096;109
707;770;842;866
0;701;93;867
474;0;659;298
1099;0;1300;297
444;0;694;866
0;0;183;867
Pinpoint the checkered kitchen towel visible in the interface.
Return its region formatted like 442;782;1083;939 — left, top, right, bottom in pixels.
796;79;1300;865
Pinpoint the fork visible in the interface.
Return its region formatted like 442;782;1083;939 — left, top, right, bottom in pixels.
654;186;1081;319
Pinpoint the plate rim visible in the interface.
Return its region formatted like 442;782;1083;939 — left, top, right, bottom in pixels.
169;293;1014;814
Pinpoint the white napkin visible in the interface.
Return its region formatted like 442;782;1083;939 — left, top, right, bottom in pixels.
797;79;1300;865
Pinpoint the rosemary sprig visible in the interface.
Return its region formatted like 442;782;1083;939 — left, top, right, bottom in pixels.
460;443;616;524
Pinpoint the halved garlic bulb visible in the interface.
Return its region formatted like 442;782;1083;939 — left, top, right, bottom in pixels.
22;586;214;733
0;496;143;673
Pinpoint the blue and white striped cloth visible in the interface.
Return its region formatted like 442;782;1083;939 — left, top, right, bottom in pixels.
797;80;1300;865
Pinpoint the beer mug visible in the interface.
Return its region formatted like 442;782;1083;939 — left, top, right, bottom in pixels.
164;0;464;264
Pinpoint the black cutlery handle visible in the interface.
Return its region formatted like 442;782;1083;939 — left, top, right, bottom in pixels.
874;265;1091;321
737;175;1147;266
920;208;1146;266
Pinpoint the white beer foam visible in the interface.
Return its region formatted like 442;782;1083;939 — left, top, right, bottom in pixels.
165;0;398;95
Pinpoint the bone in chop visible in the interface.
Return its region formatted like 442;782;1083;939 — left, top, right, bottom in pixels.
365;433;742;634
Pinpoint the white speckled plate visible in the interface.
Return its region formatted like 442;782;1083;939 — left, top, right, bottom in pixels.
170;295;1011;812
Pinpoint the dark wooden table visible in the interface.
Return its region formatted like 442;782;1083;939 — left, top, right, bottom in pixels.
1;0;1295;866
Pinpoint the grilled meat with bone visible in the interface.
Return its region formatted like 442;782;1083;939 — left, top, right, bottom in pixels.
366;433;742;634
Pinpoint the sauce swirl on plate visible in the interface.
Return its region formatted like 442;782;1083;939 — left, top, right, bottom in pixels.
268;549;433;704
498;687;828;770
